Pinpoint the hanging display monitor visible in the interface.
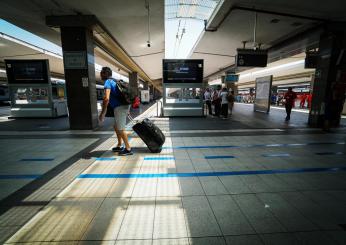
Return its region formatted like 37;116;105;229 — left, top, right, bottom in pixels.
254;75;272;113
5;59;50;84
225;74;239;83
163;59;203;83
236;49;268;67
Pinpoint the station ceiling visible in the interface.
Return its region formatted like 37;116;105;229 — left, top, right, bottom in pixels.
0;0;346;83
0;0;164;82
191;0;346;77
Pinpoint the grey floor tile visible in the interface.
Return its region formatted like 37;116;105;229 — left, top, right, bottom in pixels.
199;177;228;195
280;192;342;230
0;226;21;244
182;196;222;237
302;191;346;224
131;178;157;197
0;206;43;227
117;197;155;240
107;178;137;198
178;178;204;196
276;174;316;190
189;236;226;245
0;179;33;200
240;175;272;193
153;238;189;245
156;178;181;197
7;197;103;243
79;241;115;245
80;179;117;198
258;175;296;192
23;189;62;202
82;198;130;241
257;193;317;232
219;176;251;194
115;239;152;245
225;235;264;245
233;194;286;233
153;197;188;239
325;231;346;245
295;231;339;245
207;195;254;235
260;233;301;245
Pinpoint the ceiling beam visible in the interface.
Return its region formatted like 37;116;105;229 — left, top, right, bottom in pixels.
46;15;161;91
205;5;328;32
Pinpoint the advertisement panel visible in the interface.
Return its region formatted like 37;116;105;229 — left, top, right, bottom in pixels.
254;75;272;113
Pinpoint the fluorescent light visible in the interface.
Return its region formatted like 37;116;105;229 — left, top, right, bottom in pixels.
0;32;44;53
51;77;65;83
43;50;62;59
239;60;305;80
0;69;6;73
208;78;222;85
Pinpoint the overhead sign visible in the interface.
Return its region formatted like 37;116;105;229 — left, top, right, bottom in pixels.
236;49;268;67
63;51;87;69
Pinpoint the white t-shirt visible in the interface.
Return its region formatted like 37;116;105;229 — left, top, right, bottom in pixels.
204;91;211;101
220;91;228;104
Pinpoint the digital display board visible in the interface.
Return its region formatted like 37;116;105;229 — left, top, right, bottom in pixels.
5;59;50;84
163;59;203;83
236;49;268;67
225;74;239;82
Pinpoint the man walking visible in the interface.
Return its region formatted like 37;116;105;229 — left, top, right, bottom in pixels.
99;67;133;156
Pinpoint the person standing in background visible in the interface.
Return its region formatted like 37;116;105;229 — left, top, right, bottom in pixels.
227;90;235;115
284;87;297;121
212;85;222;117
220;87;229;119
300;93;307;108
204;88;212;116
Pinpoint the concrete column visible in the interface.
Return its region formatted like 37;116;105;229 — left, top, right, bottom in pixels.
60;26;98;129
46;15;98;129
308;25;346;127
129;72;139;97
143;81;149;90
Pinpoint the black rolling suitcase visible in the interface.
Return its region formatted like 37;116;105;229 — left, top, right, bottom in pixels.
132;118;165;153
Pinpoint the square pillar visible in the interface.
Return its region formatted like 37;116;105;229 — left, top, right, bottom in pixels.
46;15;98;129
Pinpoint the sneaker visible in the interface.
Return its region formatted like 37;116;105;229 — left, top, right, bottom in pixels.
118;148;133;156
112;146;123;152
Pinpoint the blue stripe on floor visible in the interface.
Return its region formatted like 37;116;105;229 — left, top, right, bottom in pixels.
95;157;117;161
78;166;346;179
315;152;344;155
0;175;41;179
20;158;54;162
167;145;238;149
262;153;291;157
163;142;345;150
144;156;175;160
205;155;235;159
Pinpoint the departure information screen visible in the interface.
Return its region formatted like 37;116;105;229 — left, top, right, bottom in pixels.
163;59;203;83
5;59;50;84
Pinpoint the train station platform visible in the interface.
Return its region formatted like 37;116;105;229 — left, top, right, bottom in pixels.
0;102;345;244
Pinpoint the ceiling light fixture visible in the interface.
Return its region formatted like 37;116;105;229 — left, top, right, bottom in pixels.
270;19;280;24
145;0;151;48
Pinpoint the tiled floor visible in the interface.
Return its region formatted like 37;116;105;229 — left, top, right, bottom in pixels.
0;103;346;244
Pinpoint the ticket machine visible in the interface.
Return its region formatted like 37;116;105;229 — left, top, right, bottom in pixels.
5;59;68;118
